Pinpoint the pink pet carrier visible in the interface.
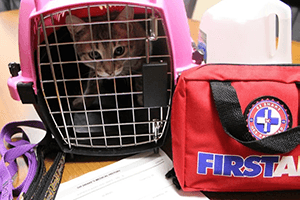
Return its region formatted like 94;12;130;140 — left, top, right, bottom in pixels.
7;0;197;156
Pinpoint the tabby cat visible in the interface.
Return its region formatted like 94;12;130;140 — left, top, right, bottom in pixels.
65;7;145;109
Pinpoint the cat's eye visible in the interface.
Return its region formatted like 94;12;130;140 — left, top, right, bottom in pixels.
88;51;102;60
114;46;125;56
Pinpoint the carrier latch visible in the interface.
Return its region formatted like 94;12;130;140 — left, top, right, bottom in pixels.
142;61;168;107
8;62;37;104
8;62;21;77
17;82;37;104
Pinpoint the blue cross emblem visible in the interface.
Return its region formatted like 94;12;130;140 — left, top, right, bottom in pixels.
255;108;279;133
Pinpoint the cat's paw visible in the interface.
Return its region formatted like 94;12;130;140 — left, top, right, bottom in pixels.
137;94;143;107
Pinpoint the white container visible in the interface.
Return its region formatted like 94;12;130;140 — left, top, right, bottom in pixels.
199;0;292;64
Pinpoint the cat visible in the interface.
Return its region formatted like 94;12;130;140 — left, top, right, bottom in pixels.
65;7;145;109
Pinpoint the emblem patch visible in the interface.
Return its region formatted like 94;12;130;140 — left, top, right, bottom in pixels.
244;96;292;140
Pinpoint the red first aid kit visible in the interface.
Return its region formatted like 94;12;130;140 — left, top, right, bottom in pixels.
171;64;300;192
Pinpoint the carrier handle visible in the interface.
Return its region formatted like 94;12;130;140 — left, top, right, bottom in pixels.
210;81;300;154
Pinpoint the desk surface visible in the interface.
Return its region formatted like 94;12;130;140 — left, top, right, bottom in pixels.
1;10;300;200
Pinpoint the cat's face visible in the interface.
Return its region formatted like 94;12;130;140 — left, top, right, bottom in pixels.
77;39;131;76
66;7;145;77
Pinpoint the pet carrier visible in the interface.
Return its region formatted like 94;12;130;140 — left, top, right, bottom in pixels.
7;0;197;156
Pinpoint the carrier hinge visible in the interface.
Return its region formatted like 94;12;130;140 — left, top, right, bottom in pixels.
152;119;162;144
149;15;158;41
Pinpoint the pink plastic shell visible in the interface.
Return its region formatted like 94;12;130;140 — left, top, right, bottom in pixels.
8;0;196;101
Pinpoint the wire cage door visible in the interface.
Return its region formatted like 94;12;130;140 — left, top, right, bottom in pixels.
35;3;173;155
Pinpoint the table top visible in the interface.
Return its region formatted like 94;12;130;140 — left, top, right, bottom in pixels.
1;9;300;200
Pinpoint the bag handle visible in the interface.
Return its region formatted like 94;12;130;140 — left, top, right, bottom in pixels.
210;81;300;154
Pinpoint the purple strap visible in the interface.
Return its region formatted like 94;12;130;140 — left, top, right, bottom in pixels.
0;121;45;200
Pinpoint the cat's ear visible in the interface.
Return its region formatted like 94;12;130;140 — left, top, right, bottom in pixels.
116;7;134;21
113;7;134;36
65;15;85;36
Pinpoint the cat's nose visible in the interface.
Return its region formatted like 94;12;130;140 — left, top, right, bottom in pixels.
107;71;114;76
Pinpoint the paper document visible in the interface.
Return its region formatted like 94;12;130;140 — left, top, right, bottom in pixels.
56;149;208;199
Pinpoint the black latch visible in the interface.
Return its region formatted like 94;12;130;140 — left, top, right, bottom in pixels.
17;82;37;104
8;62;21;77
142;61;168;107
